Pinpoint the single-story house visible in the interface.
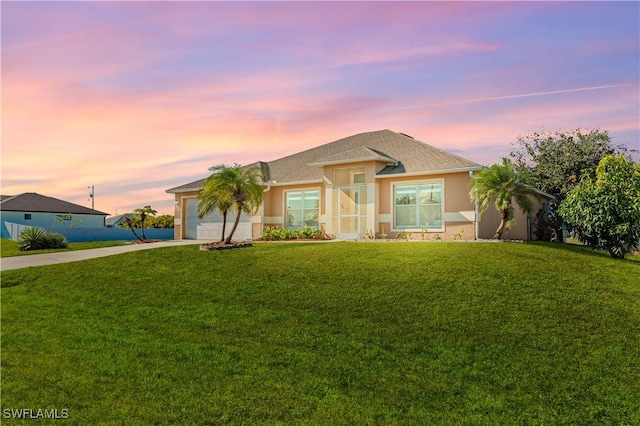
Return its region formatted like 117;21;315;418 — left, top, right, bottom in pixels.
1;192;109;239
167;129;553;241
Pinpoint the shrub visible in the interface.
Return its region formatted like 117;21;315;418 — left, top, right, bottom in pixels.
261;226;327;241
18;227;68;251
45;233;68;249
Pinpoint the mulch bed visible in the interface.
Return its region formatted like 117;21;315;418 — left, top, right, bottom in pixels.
200;241;253;251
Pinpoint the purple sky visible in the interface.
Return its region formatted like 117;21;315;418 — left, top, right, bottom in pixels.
2;1;638;215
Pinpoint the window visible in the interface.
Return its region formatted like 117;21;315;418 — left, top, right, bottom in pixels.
394;183;442;229
286;190;320;229
24;213;32;220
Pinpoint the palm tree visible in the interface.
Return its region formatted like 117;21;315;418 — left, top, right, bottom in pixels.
224;165;264;244
198;164;264;244
470;158;538;239
133;205;157;241
197;165;235;242
123;215;144;242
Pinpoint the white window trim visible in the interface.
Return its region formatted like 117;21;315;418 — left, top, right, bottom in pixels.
284;187;322;229
391;179;445;232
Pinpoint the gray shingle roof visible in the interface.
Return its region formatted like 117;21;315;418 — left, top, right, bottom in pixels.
105;213;131;227
308;146;399;166
167;129;482;192
0;193;109;215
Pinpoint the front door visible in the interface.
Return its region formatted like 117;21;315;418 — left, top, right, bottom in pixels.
338;186;364;239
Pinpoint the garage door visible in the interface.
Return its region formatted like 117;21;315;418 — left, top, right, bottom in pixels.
185;199;252;240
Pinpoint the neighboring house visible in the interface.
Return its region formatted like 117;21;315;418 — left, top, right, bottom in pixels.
167;129;553;241
0;192;109;238
105;213;131;228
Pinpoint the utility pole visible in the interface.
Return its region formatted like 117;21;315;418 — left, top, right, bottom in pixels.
88;185;95;210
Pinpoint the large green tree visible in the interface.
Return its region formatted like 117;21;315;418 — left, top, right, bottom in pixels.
510;129;631;202
470;158;539;239
198;164;264;244
559;155;640;259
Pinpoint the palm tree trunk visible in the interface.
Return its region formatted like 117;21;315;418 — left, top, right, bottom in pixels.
225;206;243;244
125;217;144;242
220;210;228;242
493;209;509;239
140;213;147;241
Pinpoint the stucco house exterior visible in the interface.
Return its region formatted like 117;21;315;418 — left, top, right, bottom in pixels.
167;129;552;241
1;192;108;239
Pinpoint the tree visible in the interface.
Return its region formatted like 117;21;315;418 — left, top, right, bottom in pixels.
197;164;236;242
198;164;264;244
135;205;157;240
559;155;640;259
123;216;144;242
125;205;158;242
223;165;264;245
470;158;539;239
147;215;174;229
120;214;174;229
510;129;631;202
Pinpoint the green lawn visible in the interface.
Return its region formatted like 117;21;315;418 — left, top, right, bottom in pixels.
1;238;128;257
1;242;638;424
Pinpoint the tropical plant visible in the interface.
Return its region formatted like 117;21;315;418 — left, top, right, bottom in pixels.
559;155;640;259
17;227;68;251
199;164;264;244
123;216;144;242
17;227;49;251
470;158;539;239
133;205;157;241
198;165;237;242
225;166;264;244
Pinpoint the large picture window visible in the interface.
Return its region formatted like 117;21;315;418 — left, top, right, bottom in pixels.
286;190;320;229
394;183;442;229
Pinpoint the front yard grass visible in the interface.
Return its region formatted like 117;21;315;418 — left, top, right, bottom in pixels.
0;238;128;257
1;242;639;424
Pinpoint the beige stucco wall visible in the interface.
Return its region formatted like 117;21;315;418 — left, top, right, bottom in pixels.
376;171;476;239
171;168;548;241
322;161;389;186
173;190;199;240
478;194;551;240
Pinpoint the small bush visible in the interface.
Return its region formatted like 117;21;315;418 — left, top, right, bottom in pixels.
18;227;68;251
45;233;68;249
261;226;328;241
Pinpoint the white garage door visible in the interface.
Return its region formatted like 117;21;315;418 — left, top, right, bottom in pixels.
185;199;252;240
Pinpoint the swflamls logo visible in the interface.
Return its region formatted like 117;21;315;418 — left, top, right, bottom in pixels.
3;408;69;419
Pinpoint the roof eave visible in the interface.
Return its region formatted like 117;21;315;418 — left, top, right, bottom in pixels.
308;156;397;168
376;166;483;178
269;179;324;187
166;186;202;194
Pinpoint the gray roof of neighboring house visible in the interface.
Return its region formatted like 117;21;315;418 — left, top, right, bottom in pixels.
0;193;109;215
167;129;482;192
105;213;131;226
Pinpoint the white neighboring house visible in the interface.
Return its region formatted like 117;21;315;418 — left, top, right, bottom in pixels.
0;192;109;239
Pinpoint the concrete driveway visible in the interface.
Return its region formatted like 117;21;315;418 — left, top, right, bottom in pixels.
0;240;209;271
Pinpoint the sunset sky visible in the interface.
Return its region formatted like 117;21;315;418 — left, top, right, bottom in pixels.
2;1;638;216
